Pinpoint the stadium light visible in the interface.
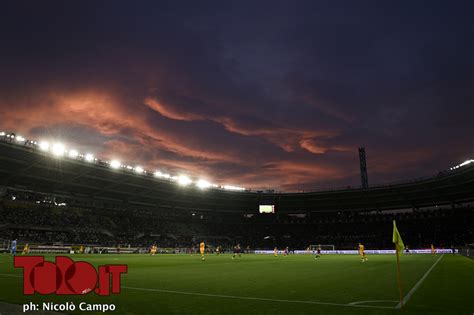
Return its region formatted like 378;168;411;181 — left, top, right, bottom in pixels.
3;130;253;193
68;149;79;158
223;185;246;191
84;153;94;162
39;141;50;151
15;135;25;142
154;171;171;179
51;143;65;157
196;179;212;189
110;160;121;169
177;175;192;186
450;159;474;170
459;159;474;167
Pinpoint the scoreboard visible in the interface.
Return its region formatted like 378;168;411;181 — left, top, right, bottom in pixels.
259;205;275;214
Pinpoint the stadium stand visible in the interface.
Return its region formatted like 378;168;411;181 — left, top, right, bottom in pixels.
0;192;472;250
0;135;473;252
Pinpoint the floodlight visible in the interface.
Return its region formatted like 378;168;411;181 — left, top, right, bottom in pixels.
68;149;79;158
177;175;192;186
85;153;94;162
223;185;245;191
459;159;474;167
154;171;163;177
51;143;65;156
15;135;25;142
110;160;121;169
155;171;171;179
0;132;5;136
135;166;144;173
196;179;212;189
39;141;50;151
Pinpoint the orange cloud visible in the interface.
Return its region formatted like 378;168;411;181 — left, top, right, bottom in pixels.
144;98;203;121
0;90;239;164
299;138;353;155
143;97;340;154
299;138;327;154
0;90;361;190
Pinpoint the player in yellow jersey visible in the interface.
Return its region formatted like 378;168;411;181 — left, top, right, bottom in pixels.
150;244;157;255
200;241;205;261
431;244;436;255
79;245;84;254
22;243;30;255
274;247;278;257
359;243;368;262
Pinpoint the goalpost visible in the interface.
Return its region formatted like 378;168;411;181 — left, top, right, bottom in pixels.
0;240;11;253
309;244;335;251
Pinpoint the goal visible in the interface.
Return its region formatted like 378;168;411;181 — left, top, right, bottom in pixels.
309;244;335;251
0;240;10;253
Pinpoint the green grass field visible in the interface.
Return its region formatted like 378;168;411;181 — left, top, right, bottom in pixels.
0;253;472;314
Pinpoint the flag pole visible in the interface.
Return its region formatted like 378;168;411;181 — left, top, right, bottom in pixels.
395;243;403;307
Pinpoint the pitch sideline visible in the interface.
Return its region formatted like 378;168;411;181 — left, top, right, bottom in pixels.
396;254;444;309
122;286;396;310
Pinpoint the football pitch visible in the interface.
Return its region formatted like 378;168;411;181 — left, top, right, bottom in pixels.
0;253;472;314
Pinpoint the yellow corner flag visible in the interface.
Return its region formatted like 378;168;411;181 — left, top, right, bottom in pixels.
393;220;404;307
392;220;405;252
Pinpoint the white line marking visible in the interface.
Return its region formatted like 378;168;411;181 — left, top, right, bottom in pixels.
122;286;395;310
396;254;444;309
349;300;398;305
0;273;22;278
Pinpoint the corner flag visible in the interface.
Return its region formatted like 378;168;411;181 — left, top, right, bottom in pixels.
392;220;405;252
393;220;404;307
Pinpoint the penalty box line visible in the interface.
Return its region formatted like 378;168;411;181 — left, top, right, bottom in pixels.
396;254;444;309
122;286;395;310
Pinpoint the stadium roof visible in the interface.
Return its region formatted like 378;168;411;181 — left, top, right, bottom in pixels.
1;137;473;213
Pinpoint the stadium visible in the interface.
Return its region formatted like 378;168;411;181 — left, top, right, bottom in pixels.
0;132;473;315
1;2;473;315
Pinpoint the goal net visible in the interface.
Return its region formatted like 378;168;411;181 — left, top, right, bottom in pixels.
309;244;335;251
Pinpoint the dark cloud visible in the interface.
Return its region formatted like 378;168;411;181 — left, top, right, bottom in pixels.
0;1;472;190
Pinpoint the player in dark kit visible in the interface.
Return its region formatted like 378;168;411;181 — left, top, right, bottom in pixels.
405;246;411;255
315;246;321;259
232;244;242;259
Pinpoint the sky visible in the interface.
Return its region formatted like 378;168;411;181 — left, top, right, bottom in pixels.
0;1;473;191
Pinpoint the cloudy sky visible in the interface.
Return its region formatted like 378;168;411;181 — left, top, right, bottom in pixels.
0;1;472;191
